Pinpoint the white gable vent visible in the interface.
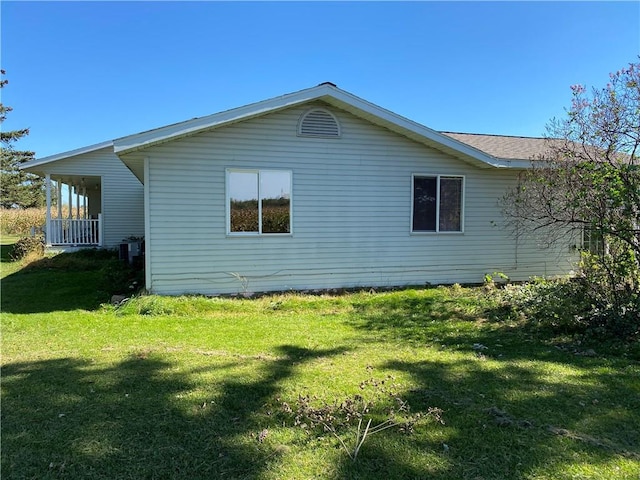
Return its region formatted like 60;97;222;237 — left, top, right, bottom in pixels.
298;108;341;138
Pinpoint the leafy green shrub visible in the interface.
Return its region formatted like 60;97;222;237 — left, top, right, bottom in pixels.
495;275;639;343
582;294;640;342
483;271;510;285
9;236;45;260
497;278;590;332
99;258;142;296
577;251;639;337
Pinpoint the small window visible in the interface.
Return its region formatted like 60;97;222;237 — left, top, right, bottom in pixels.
297;108;341;138
412;175;464;233
227;169;292;235
582;225;604;255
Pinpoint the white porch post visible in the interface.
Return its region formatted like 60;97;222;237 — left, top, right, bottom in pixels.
45;174;52;246
75;186;80;219
68;183;72;219
82;186;87;219
98;213;104;247
57;181;62;219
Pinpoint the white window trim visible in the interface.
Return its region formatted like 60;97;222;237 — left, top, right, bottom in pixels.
226;168;293;236
410;174;465;234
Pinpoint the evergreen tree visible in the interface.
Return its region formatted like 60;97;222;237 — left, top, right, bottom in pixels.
0;70;44;208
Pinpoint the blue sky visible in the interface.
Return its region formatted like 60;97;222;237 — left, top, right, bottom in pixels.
2;1;639;159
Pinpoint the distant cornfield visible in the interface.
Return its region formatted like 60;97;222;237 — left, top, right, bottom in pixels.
230;204;290;233
0;207;86;235
1;204;288;236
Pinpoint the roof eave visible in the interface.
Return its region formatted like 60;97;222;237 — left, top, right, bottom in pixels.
113;84;337;155
20;140;113;171
319;89;505;169
113;84;508;169
27;85;529;171
491;159;533;169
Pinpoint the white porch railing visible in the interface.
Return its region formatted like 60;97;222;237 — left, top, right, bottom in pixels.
47;215;102;246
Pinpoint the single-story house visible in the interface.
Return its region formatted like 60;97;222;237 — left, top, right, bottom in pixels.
22;83;578;295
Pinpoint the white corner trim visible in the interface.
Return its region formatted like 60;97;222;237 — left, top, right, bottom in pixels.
143;156;152;293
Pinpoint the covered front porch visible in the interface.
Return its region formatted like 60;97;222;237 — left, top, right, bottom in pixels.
44;174;103;247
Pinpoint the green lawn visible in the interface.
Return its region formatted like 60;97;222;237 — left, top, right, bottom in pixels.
2;238;639;479
1;234;21;271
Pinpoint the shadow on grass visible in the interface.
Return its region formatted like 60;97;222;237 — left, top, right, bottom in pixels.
1;344;348;479
1;249;137;314
336;291;640;478
336;356;640;479
350;288;559;359
1;241;15;262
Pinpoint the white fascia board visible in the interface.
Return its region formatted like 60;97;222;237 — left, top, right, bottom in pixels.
320;88;506;169
489;159;534;169
113;85;336;155
20;140;113;171
113;83;519;169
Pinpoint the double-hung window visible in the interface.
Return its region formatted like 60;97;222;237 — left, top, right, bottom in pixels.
412;174;464;233
227;169;292;235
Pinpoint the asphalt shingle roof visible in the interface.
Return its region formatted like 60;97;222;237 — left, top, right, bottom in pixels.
440;132;553;161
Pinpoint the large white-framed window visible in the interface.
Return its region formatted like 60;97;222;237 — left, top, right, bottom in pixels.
226;169;292;235
411;174;464;233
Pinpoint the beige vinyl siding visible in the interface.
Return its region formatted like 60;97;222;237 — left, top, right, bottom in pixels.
37;147;144;248
143;103;576;295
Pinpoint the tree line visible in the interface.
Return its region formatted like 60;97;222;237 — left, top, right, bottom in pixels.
1;70;45;209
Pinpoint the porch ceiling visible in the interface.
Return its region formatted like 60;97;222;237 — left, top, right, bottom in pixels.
50;175;101;191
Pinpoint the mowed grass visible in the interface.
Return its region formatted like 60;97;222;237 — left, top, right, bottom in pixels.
2;238;639;479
